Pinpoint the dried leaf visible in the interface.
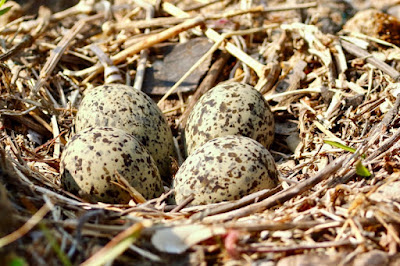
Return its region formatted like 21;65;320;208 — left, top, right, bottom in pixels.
143;38;212;95
151;224;226;254
370;179;400;202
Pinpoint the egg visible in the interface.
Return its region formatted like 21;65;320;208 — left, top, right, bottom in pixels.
75;84;175;181
185;82;274;155
174;135;279;205
60;127;164;204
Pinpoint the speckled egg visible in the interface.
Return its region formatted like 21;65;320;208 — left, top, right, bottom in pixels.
75;84;175;181
60;127;164;204
174;135;279;205
185;82;274;155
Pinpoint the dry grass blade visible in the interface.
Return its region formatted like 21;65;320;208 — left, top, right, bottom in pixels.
0;203;51;248
340;39;400;80
34;13;103;92
2;0;400;264
244;239;357;253
81;221;149;266
178;50;231;127
190;185;282;221
202;156;348;222
70;15;206;79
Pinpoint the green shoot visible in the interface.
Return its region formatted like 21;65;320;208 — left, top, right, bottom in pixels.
324;140;366;159
38;222;72;266
324;140;371;177
0;0;11;16
7;256;28;266
355;160;371;177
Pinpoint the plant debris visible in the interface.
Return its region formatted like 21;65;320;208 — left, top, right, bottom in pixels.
2;0;400;265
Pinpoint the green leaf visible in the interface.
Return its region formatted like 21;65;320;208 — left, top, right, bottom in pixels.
356;160;371;177
38;223;72;266
324;140;356;153
324;140;366;159
0;0;6;8
8;257;28;266
0;6;11;16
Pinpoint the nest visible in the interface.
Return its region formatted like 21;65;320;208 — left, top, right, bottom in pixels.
1;0;400;265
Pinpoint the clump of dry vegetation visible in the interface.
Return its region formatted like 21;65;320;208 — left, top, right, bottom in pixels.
1;0;400;265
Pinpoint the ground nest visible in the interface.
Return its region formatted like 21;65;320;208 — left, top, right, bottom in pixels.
1;0;400;265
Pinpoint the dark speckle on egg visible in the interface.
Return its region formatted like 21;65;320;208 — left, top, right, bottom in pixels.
174;135;279;205
185;82;274;155
60;127;164;204
75;84;176;182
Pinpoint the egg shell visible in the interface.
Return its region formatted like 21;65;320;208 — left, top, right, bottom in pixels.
60;127;163;204
185;82;274;155
174;135;279;205
75;84;175;181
